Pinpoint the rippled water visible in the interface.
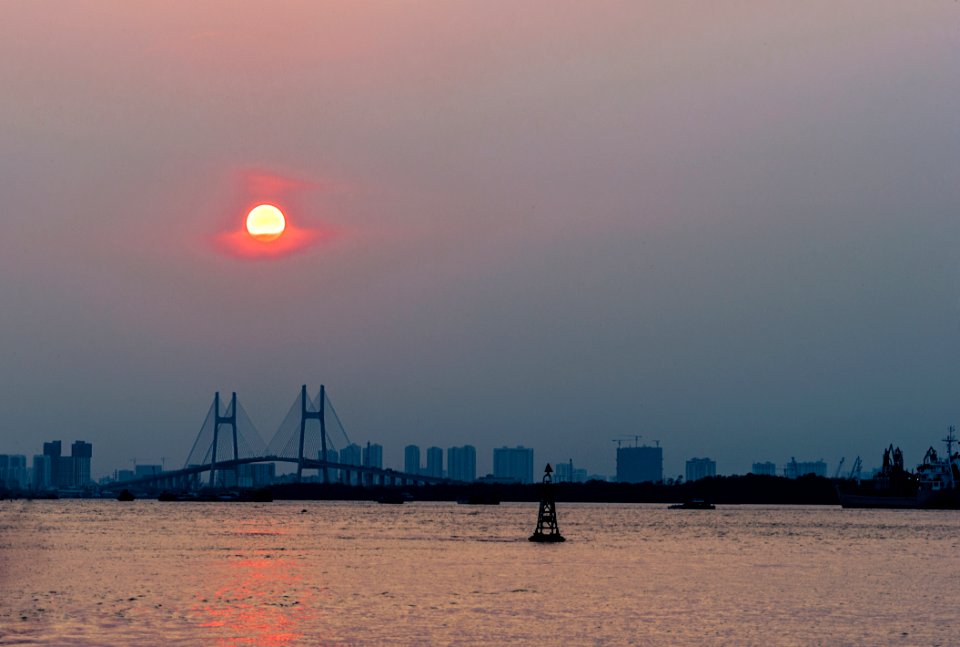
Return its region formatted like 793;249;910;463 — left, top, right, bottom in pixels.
1;501;958;645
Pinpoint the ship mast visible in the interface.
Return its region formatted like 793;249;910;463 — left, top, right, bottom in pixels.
944;426;957;459
943;426;958;488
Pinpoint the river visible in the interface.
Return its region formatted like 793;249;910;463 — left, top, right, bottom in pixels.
1;501;957;645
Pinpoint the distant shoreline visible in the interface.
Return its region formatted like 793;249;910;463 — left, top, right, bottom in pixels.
2;474;841;505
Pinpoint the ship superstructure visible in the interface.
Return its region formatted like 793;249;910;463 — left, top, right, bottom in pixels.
838;428;960;509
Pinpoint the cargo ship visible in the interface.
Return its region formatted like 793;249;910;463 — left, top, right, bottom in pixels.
837;427;960;509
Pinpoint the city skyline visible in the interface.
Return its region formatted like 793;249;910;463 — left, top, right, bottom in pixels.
0;430;850;489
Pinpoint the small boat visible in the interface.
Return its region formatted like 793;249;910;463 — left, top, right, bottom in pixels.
668;499;715;510
116;489;135;502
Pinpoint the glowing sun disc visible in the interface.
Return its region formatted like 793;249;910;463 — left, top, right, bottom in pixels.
246;204;286;241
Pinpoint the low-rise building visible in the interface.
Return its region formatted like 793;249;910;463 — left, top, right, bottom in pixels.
685;457;717;482
751;462;777;476
784;458;827;479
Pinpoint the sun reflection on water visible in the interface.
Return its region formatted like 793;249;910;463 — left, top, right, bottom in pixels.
195;525;317;646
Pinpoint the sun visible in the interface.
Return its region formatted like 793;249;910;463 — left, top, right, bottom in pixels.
245;204;286;241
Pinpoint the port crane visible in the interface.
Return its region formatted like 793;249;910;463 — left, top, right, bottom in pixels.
834;457;845;479
848;456;862;480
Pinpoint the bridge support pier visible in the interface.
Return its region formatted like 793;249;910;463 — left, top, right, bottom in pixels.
210;392;238;488
297;385;329;483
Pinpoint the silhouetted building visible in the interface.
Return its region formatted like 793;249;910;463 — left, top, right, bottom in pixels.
39;440;92;489
214;469;237;488
43;441;62;487
784;458;827;479
493;446;534;484
362;442;383;469
685;457;716;482
404;445;421;475
0;455;28;489
425;447;443;478
319;448;338;463
447;445;476;482
340;444;362;466
238;463;275;487
315;448;338;483
32;454;52;490
71;441;93;487
55;457;75;488
116;469;135;482
616;445;663;483
555;460;587;483
135;464;161;478
339;443;362;484
751;461;777;476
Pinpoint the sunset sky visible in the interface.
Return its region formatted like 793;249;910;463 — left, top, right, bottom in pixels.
1;2;959;478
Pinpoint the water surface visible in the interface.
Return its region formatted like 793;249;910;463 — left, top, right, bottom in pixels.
1;501;957;645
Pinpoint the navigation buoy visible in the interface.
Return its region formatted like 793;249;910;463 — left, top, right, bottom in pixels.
529;463;565;542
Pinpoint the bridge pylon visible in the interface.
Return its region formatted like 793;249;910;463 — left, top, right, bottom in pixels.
298;384;329;482
210;391;238;487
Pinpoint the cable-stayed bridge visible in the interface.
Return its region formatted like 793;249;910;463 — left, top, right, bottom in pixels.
104;385;455;492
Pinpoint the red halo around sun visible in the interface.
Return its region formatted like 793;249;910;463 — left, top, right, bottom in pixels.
211;170;337;260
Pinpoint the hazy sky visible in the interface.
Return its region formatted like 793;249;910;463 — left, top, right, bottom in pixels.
2;2;959;479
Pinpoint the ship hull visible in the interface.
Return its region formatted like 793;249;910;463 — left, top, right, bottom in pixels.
837;492;919;509
838;488;960;510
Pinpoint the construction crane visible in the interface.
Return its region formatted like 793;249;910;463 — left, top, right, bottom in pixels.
611;435;641;448
848;456;862;481
834;457;845;479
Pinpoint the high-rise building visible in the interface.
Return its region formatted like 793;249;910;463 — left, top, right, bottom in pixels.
493;446;534;484
337;443;362;485
32;454;52;490
447;445;476;482
751;461;777;476
362;442;383;469
0;455;28;489
685;457;717;482
404;445;421;475
425;447;443;478
71;441;93;487
616;445;663;483
340;444;362;466
319;448;339;463
43;441;62;487
55;456;75;488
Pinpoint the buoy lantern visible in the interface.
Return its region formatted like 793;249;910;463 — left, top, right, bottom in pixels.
529;463;565;542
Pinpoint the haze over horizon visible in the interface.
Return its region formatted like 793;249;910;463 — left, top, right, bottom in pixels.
1;2;959;479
